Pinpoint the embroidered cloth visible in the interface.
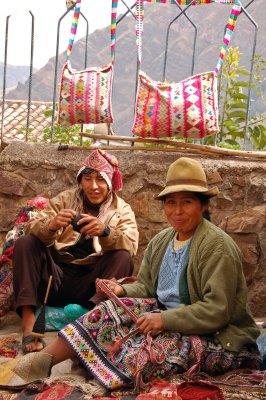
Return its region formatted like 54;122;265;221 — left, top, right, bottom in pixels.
59;298;261;391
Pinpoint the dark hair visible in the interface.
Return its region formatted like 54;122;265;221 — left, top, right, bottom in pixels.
77;168;96;183
193;192;210;205
193;192;211;221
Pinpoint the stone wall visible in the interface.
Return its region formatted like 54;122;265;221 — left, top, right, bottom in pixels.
0;142;265;316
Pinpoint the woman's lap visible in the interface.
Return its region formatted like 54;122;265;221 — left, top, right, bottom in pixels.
59;298;262;390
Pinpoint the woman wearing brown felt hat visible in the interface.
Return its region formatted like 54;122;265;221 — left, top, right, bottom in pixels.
1;157;261;392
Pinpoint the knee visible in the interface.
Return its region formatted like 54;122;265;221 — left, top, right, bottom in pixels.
113;250;134;272
15;234;41;247
13;234;42;253
111;249;132;264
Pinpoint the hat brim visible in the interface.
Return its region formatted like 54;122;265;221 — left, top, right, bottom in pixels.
154;184;219;200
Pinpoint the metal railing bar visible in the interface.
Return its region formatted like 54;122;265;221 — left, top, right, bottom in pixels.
237;3;258;150
51;2;89;143
118;0;136;22
0;15;10;147
1;12;35;145
112;1;138;147
25;11;35;142
163;0;197;81
79;12;89;145
218;1;257;150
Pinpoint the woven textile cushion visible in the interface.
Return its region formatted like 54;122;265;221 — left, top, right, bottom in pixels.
132;70;219;139
58;60;114;127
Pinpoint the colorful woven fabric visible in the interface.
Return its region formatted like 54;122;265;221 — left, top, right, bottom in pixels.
58;0;118;127
177;380;224;399
0;197;48;317
145;0;213;5
0;338;20;359
144;1;235;6
59;298;261;391
132;70;219;139
215;1;241;74
76;149;123;191
136;380;181;399
171;370;266;400
66;0;81;60
0;382;106;399
14;383;87;399
132;0;242;139
58;62;114;126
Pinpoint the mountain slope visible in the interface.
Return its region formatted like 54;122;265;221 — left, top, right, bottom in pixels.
0;62;37;92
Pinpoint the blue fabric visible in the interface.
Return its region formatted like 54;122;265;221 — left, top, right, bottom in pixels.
257;332;266;370
156;239;191;309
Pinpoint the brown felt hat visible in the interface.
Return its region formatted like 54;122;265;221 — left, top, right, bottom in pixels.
155;157;219;200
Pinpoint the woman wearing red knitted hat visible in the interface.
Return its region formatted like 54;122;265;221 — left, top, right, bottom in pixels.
12;149;139;353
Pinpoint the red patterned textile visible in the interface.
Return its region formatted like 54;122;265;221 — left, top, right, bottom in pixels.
76;149;123;191
136;380;181;399
0;383;89;399
177;380;224;399
0;197;48;317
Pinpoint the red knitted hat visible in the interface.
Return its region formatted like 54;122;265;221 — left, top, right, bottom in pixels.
76;149;123;191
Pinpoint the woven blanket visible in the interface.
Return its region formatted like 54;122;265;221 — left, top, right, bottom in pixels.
0;197;48;317
109;370;266;400
0;382;94;400
1;370;266;399
0;338;20;359
171;370;266;400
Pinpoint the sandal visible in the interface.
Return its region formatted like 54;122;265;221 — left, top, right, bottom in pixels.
22;335;46;353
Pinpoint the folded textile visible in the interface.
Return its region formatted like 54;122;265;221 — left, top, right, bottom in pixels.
135;380;180;399
177;380;224;400
0;352;52;389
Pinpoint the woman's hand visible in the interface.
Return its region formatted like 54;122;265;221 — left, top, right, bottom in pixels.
136;312;164;337
96;278;125;297
48;209;76;232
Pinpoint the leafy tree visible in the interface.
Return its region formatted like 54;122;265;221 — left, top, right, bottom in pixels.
204;46;266;150
41;109;92;146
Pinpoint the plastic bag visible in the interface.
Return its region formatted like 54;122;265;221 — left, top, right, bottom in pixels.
35;304;88;331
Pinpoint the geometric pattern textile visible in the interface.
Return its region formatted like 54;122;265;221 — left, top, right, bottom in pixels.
132;0;242;139
132;71;218;139
58;61;114;127
0;196;48;317
57;0;118;127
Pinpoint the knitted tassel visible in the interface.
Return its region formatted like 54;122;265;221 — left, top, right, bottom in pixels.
112;166;123;191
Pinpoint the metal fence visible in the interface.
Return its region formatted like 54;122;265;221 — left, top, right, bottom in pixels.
1;0;265;156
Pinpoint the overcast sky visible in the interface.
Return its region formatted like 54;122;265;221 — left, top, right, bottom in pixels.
0;0;132;68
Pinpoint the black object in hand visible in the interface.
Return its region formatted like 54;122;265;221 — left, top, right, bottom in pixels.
71;215;87;232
